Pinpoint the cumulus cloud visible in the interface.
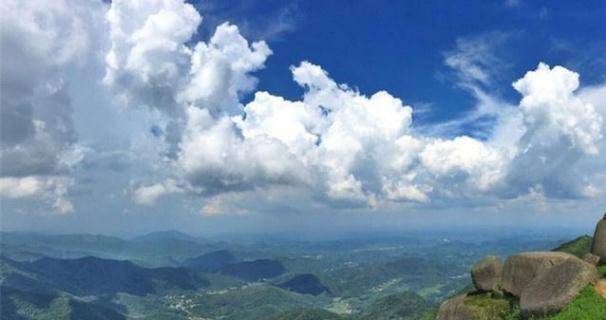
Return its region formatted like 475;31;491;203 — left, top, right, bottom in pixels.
104;0;272;158
132;179;184;206
6;0;598;216
502;63;603;198
104;0;201;115
104;1;602;212
0;0;103;212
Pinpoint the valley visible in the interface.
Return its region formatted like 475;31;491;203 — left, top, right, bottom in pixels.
0;229;575;319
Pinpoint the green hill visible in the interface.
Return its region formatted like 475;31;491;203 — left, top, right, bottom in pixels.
359;291;435;320
277;274;330;295
267;308;350;320
219;259;286;281
183;249;238;272
553;235;592;258
0;286;125;320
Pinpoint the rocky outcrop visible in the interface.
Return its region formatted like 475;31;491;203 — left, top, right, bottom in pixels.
520;256;598;317
436;294;474;320
591;213;606;264
471;256;502;292
583;253;601;266
436;213;606;320
502;251;572;296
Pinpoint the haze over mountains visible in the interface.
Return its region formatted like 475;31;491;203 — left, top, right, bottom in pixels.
1;227;593;319
2;0;606;319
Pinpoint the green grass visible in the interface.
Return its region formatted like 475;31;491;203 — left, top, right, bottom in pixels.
542;286;606;320
463;293;512;320
552;235;592;258
598;266;606;278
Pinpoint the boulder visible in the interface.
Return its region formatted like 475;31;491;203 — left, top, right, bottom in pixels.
436;293;510;320
595;279;606;300
471;256;503;292
436;294;474;320
583;253;601;266
520;256;598;317
591;213;606;264
502;251;573;296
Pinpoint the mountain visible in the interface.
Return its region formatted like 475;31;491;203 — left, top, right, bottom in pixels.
0;231;224;267
553;235;592;258
359;291;434;320
277;274;330;295
183;249;238;272
1;286;126;320
219;259;286;281
132;230;201;242
3;256;208;296
267;308;349;320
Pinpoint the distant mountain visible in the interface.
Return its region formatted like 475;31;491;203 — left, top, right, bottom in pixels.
183;249;238;272
3;256;208;296
219;259;285;281
132;230;201;243
0;231;224;267
277;274;330;295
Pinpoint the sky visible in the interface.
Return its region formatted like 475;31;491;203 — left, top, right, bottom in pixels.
1;0;606;237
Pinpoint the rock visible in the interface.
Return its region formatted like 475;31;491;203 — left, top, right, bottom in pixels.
583;253;601;266
502;251;573;296
595;279;606;300
520;257;599;317
471;256;503;292
435;294;474;320
591;213;606;264
436;293;511;320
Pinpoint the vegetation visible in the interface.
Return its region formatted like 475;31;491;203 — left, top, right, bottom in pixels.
0;231;593;319
552;235;592;257
182;249;238;272
219;259;286;281
463;293;513;320
544;286;606;320
277;273;330;295
359;291;435;320
267;308;350;320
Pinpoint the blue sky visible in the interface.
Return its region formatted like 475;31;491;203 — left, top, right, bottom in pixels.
1;0;605;236
209;0;606;122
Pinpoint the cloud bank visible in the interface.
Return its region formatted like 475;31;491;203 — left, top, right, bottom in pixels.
103;0;603;213
0;0;104;213
1;0;604;216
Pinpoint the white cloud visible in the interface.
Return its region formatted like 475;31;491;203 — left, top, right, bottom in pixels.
7;0;601;216
0;177;44;198
104;0;201;115
132;179;184;206
0;176;75;214
501;63;603;198
420;136;507;191
179;23;272;116
100;2;602;212
0;0;104;213
175;59;603;209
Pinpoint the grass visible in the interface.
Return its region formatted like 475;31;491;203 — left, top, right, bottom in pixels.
543;286;606;320
463;293;512;320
